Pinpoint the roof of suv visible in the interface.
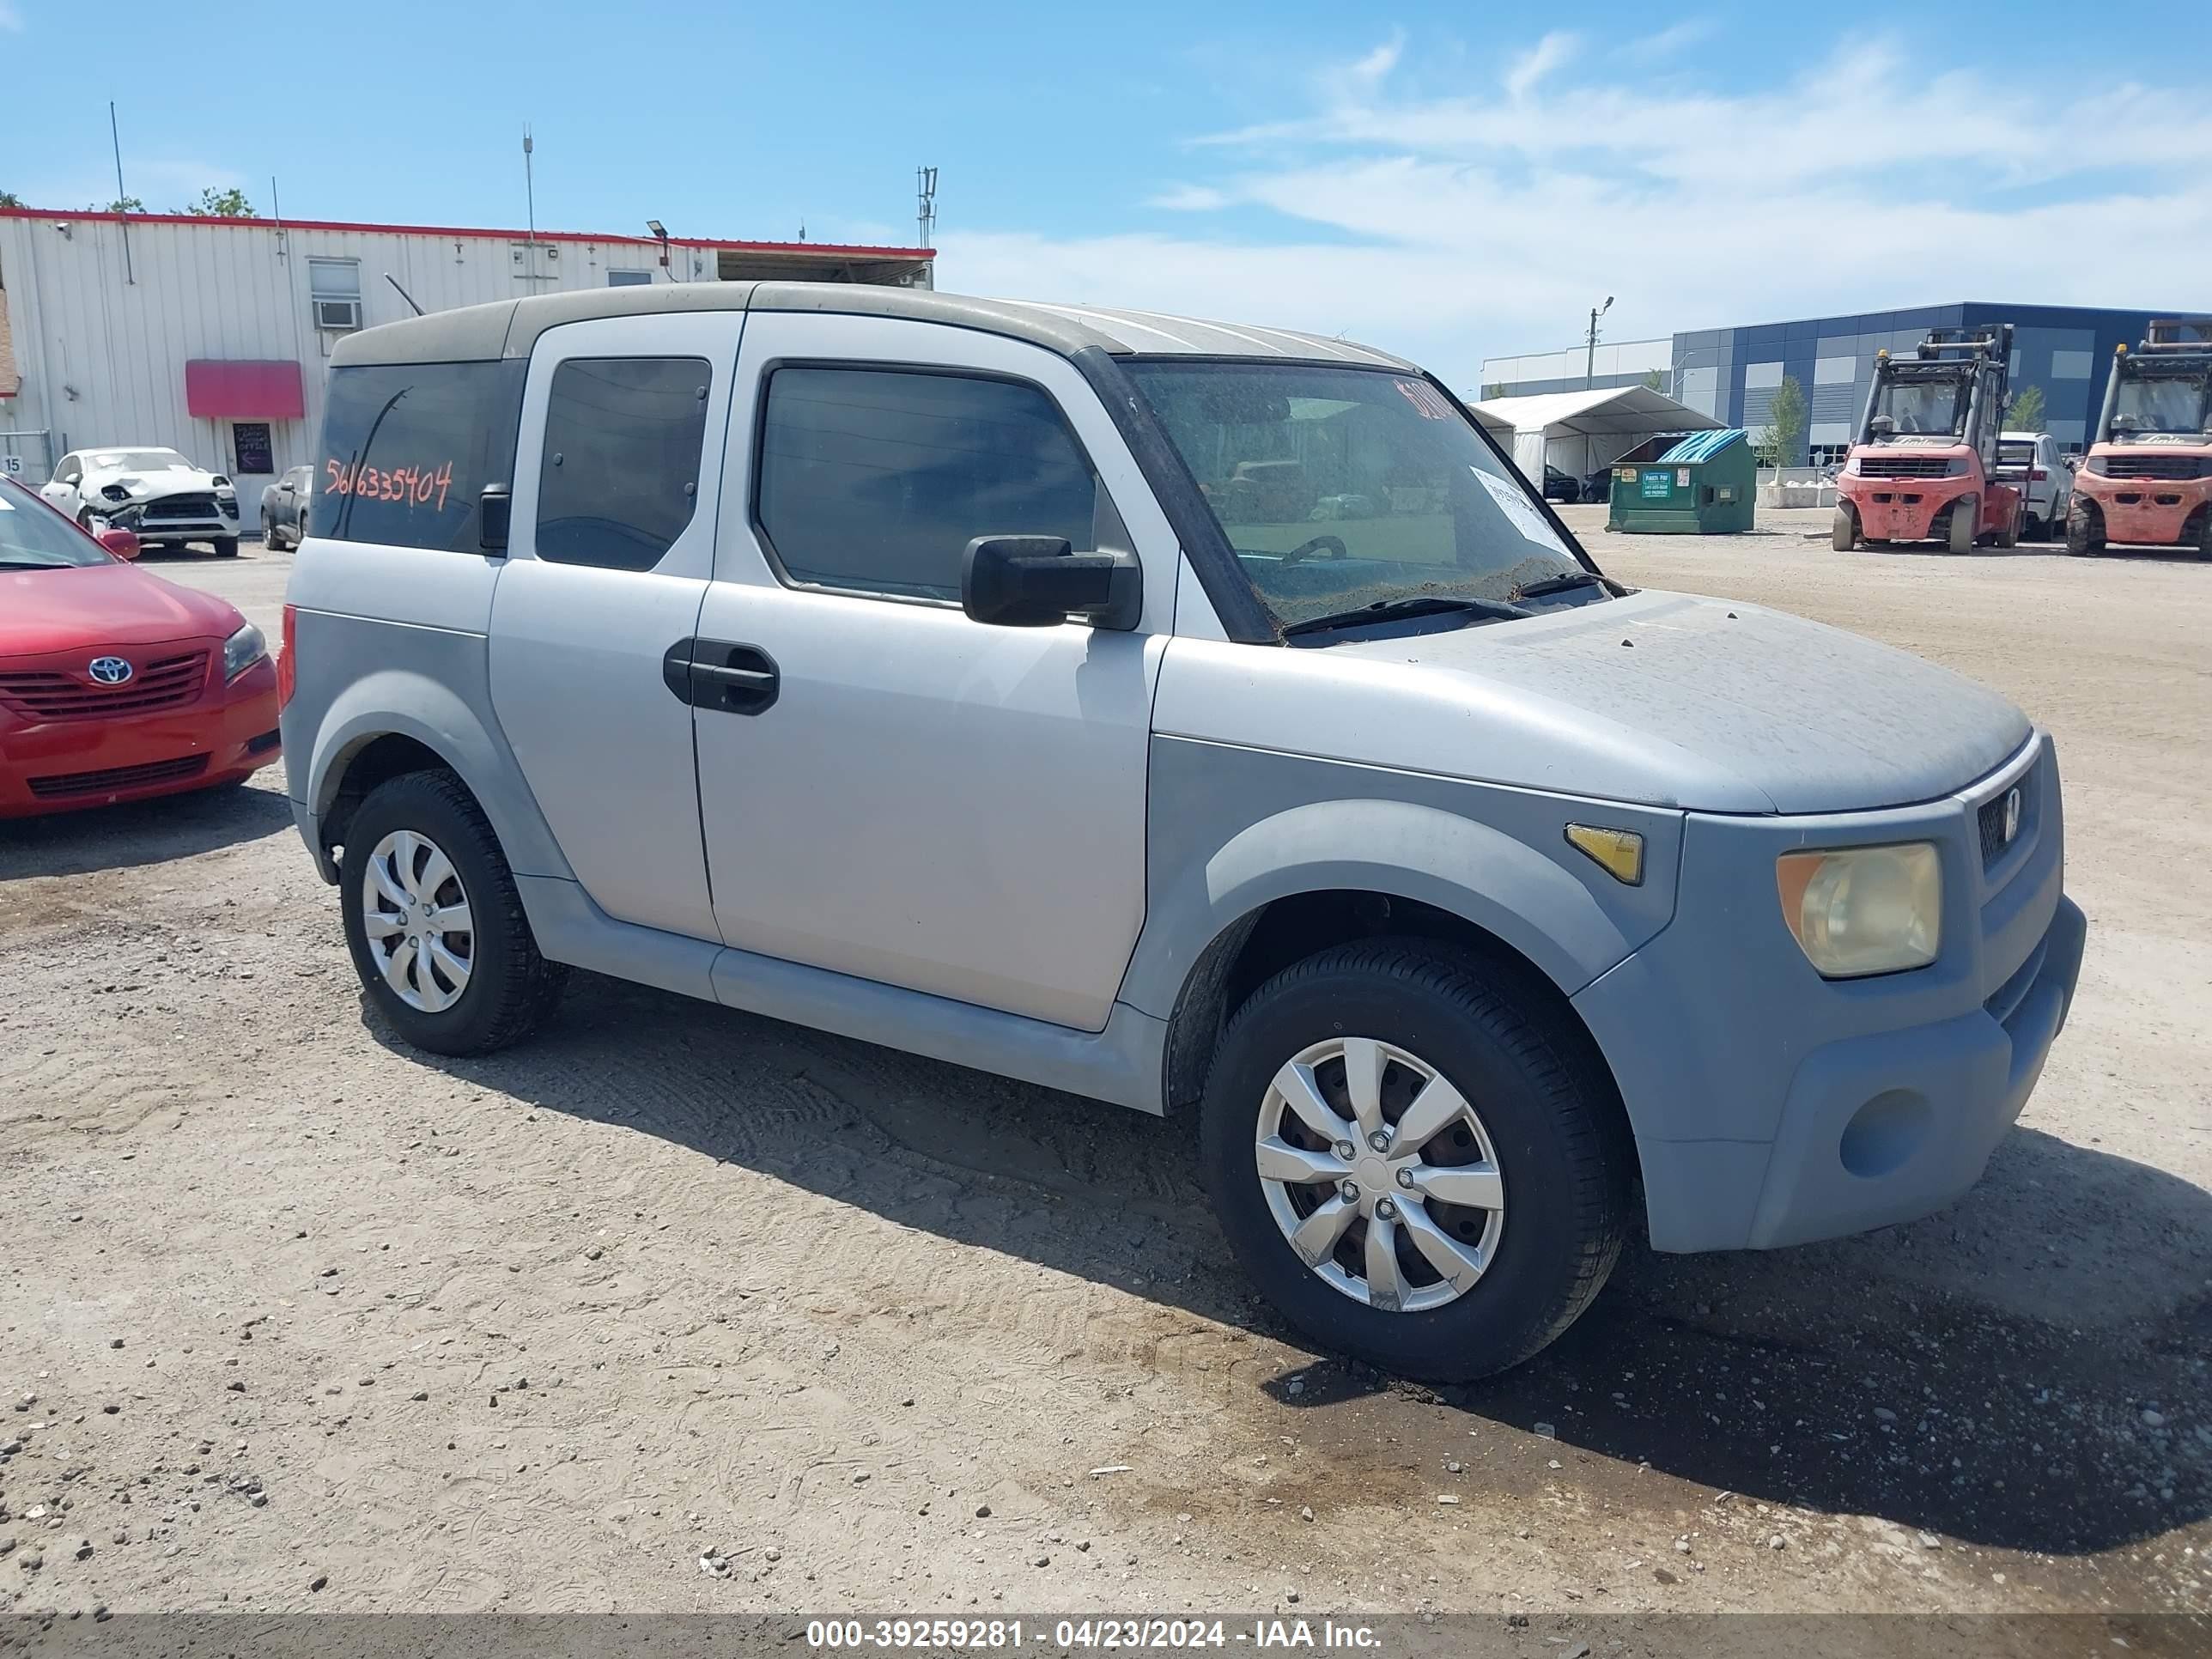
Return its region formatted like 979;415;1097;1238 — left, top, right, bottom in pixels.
329;281;1414;372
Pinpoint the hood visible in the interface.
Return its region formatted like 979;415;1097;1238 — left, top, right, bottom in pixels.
82;463;228;501
0;562;242;658
1324;589;2031;813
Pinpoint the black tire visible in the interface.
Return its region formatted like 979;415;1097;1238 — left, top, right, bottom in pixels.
2065;501;2103;556
1948;496;1978;555
260;510;279;549
1831;504;1857;550
338;769;567;1056
212;536;240;558
1197;940;1631;1382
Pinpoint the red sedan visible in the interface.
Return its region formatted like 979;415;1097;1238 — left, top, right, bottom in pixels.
0;475;280;818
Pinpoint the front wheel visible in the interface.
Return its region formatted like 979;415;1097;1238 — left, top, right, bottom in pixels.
2066;501;2104;556
339;769;567;1056
1198;941;1630;1382
1831;504;1858;550
1948;496;1979;555
212;536;240;558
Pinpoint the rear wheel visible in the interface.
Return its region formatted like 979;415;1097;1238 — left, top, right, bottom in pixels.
1831;504;1858;550
339;769;567;1056
1948;496;1978;555
1198;940;1630;1382
2066;501;2104;556
260;510;277;548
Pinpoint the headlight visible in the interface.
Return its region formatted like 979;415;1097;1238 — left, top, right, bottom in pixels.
1842;455;1862;476
2081;454;2109;476
1945;456;1972;477
1776;842;1942;978
222;622;267;681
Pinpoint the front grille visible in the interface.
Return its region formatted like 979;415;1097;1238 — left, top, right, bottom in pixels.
1859;455;1951;479
142;492;220;520
27;753;210;799
2104;454;2209;481
1977;764;2033;869
0;650;210;721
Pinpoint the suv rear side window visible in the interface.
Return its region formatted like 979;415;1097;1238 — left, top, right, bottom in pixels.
757;367;1099;601
318;361;525;551
536;357;711;571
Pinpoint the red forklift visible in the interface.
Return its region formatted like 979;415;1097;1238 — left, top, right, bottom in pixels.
2067;320;2212;557
1833;325;2023;554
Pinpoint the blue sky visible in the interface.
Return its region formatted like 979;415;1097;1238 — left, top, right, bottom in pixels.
4;0;2207;374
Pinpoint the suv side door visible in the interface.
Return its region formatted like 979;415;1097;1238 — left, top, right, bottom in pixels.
486;312;743;941
690;311;1174;1030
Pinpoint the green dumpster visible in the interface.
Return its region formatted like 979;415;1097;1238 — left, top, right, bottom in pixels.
1606;428;1754;534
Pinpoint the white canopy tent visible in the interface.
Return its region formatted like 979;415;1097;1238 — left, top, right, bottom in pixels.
1472;386;1723;481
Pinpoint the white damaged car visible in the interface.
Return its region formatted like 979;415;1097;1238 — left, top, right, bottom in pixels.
40;447;245;556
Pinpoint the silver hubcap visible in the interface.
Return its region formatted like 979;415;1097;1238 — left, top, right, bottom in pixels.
361;830;474;1013
1255;1037;1505;1314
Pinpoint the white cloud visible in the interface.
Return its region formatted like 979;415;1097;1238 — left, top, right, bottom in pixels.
1504;31;1577;100
1148;184;1231;212
943;32;2212;381
1629;18;1715;58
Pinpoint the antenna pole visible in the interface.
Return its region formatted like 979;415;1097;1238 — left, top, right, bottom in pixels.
916;165;937;249
523;125;538;281
109;100;134;284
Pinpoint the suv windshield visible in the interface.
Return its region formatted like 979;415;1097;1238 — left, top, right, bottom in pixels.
2112;374;2212;438
1873;379;1968;437
1126;362;1591;631
0;479;113;568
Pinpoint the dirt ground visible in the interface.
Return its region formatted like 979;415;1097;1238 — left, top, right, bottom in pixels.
2;513;2207;1629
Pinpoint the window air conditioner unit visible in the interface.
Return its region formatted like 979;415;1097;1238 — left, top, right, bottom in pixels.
315;298;362;331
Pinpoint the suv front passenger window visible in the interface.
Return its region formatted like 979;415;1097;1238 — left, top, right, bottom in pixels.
757;366;1101;602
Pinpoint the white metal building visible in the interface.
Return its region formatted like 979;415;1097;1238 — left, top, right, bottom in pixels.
0;208;933;495
1472;386;1722;480
1478;337;1673;401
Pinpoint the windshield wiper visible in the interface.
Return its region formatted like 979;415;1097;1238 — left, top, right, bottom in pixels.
0;558;71;569
1513;569;1607;601
1281;594;1530;640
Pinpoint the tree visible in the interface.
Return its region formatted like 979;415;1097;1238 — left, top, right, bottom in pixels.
1759;374;1808;469
185;186;256;217
2008;383;2048;432
104;195;145;213
1482;382;1508;400
0;191;21;208
1641;368;1667;392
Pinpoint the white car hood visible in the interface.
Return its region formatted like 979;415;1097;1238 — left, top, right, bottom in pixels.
82;463;225;500
1318;588;2031;814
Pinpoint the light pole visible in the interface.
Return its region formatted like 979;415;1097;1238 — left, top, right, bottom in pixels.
1585;295;1614;390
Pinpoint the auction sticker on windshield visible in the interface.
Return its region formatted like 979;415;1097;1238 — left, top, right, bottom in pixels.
1469;466;1571;556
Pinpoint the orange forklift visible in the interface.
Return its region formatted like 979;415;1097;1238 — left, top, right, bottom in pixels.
2067;321;2212;557
1833;325;2023;554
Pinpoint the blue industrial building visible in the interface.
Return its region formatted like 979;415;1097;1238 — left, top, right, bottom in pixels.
1482;302;2197;464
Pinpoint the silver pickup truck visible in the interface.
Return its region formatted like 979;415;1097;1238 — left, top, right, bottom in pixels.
277;283;2085;1379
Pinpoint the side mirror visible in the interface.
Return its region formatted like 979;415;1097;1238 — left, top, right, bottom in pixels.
97;527;141;561
478;483;511;553
962;536;1139;629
